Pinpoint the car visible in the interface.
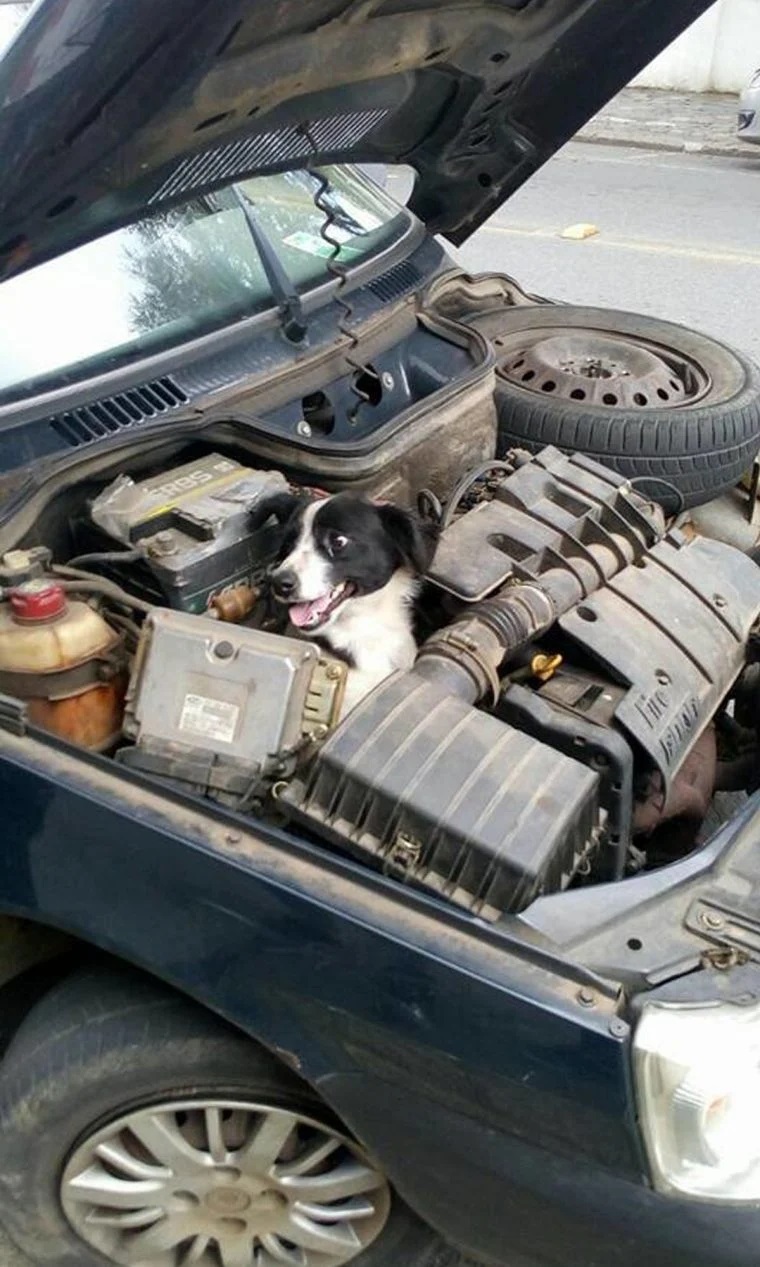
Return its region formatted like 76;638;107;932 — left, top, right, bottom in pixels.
738;68;760;144
2;3;760;1267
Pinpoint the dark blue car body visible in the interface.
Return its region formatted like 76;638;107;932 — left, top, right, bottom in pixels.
0;1;758;1265
1;716;760;1267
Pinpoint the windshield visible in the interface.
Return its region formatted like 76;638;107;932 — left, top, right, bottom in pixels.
0;166;409;405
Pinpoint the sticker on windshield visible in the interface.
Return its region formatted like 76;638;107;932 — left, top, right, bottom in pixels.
284;230;363;260
179;694;240;744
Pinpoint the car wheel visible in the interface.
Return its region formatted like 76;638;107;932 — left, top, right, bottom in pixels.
491;305;760;509
0;964;439;1267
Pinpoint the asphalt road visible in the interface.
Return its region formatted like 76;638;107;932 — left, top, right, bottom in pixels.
444;140;760;359
2;142;759;1267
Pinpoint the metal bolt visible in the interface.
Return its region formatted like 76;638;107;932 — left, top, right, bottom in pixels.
702;946;742;972
325;663;342;680
149;530;178;557
577;988;596;1008
214;640;234;660
391;833;422;869
381;371;395;391
312;724;328;740
296;419;312;438
701;910;724;930
609;1019;628;1038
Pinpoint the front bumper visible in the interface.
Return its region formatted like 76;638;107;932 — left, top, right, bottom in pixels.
327;1065;760;1267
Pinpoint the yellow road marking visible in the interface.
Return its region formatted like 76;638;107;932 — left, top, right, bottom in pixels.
480;222;760;267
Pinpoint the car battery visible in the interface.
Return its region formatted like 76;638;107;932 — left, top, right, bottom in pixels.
89;454;289;613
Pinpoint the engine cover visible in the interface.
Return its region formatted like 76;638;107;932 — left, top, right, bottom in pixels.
558;531;760;789
428;448;760;790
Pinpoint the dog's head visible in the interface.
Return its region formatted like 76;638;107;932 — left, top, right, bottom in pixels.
251;491;438;632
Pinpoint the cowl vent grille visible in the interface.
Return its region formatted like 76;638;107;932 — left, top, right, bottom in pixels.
49;377;189;448
150;110;389;205
368;259;422;302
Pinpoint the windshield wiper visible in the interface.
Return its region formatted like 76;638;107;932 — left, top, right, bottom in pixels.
229;186;308;345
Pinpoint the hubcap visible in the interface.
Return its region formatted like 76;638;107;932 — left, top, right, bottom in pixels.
60;1099;391;1267
497;329;710;409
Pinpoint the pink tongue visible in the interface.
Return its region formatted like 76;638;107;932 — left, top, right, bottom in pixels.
289;593;333;628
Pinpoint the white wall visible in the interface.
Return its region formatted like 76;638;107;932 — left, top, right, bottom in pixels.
0;3;31;53
632;0;760;93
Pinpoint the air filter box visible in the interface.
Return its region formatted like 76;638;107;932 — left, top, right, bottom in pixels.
282;672;601;919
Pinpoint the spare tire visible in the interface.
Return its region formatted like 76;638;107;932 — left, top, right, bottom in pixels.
491;305;760;509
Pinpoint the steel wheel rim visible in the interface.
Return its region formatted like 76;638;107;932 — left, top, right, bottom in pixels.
496;327;712;409
60;1098;391;1267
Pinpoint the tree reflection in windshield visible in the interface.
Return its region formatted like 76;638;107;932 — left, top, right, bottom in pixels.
0;166;408;405
124;198;267;333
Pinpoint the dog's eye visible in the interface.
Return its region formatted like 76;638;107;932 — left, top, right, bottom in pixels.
329;533;350;555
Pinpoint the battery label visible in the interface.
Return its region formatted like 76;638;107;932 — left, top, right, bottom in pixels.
143;457;240;503
179;693;240;745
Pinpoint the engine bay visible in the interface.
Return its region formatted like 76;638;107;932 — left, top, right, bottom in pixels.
3;441;760;922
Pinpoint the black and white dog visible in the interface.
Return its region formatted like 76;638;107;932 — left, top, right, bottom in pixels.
252;492;438;715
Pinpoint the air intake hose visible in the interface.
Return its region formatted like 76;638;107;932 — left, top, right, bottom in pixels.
415;582;556;703
416;524;662;704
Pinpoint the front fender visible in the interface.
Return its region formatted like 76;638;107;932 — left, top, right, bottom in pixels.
0;725;638;1255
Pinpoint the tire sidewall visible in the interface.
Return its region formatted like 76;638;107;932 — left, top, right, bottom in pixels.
0;994;435;1267
490;305;760;508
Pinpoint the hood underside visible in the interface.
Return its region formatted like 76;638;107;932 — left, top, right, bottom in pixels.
0;0;711;280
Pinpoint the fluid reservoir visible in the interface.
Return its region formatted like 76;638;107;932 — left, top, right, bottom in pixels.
0;580;127;749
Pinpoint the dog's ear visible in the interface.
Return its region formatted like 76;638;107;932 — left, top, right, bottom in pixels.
377;504;439;574
249;491;302;532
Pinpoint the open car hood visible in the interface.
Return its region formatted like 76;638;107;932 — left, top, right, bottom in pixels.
0;0;711;280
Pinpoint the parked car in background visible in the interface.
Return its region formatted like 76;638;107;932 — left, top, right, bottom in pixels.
738;67;760;143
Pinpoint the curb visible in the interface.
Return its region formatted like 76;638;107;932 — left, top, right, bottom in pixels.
574;131;749;159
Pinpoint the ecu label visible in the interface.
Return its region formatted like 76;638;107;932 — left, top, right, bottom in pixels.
179;693;240;745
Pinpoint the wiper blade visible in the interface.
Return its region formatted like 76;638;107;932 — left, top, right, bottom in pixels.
230;185;308;345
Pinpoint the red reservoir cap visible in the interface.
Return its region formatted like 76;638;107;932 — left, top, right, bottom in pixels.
10;580;67;622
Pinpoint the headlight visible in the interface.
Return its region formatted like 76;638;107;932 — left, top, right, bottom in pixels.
634;999;760;1200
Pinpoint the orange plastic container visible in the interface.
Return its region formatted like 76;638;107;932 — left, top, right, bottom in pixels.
0;581;126;749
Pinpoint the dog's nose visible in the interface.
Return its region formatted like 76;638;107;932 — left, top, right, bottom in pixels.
271;569;297;600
